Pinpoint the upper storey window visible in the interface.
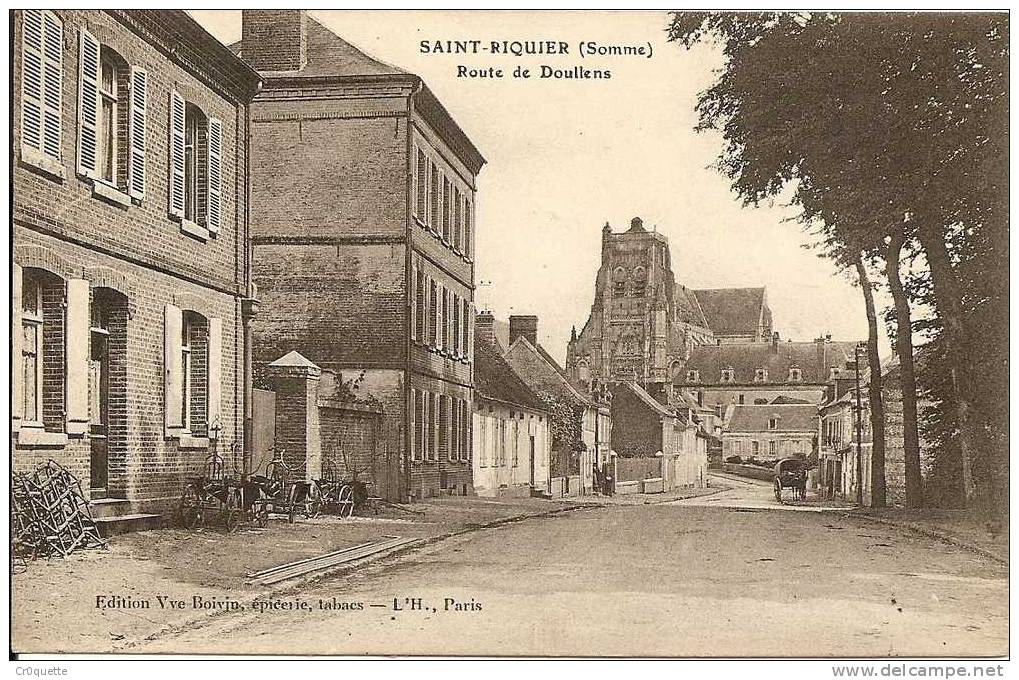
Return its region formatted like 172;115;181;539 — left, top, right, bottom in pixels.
169;91;222;237
77;30;148;201
414;142;474;263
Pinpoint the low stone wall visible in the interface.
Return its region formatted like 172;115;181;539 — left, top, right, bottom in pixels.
723;463;775;482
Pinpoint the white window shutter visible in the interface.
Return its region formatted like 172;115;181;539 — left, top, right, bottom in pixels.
168;91;186;218
128;66;147;199
435;282;444;352
207;117;222;233
468;301;474;362
410;261;417;342
41;12;62;161
65;279;90;435
164;303;183;433
207;317;222;438
20;11;44;154
77;28;100;177
12;265;24;429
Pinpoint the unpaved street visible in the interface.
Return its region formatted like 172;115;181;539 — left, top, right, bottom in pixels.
134;483;1008;657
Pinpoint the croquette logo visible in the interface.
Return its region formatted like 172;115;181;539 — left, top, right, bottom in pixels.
419;39;655;82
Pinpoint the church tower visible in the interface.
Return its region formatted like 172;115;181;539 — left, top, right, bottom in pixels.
567;217;714;392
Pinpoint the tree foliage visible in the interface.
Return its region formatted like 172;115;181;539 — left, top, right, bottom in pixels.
667;12;1008;515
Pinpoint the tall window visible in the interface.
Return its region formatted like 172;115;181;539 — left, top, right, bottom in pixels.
183;105;207;222
98;49;120;184
429;165;440;231
453;187;463;252
478;414;487;467
498;419;507;466
512;420;519;467
429;280;438;347
180;312;209;435
769;440;777;457
21;275;43;425
20;10;63;165
752;440;760;456
442;177;452;243
464;198;473;259
415;270;426;341
415;149;427;219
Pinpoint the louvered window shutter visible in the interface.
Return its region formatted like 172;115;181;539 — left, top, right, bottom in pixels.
168;91;186;217
435;282;444;351
207;117;223;233
41;12;63;161
410;261;417;342
164;304;183;433
128;66;147;199
462;298;470;361
77;29;100;177
12;265;24;429
207;318;222;437
65;279;90;435
20;11;45;155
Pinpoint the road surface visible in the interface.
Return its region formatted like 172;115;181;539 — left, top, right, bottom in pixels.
135;478;1008;657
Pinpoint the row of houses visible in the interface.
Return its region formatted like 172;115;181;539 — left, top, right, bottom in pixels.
12;9;712;532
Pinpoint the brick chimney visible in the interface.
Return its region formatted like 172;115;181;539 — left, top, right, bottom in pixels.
241;10;308;73
509;315;538;347
475;311;496;347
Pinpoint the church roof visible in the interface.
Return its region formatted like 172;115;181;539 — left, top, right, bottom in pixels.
679;340;860;386
474;339;546;412
674;284;710;328
693;287;767;336
727;403;818;433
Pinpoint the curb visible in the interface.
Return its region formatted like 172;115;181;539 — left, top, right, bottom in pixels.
120;501;600;650
855;513;1008;566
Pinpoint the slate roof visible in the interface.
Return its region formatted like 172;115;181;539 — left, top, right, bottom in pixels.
673;284;710;328
679;340;860;386
693;287;767;336
474;339;546;412
727;404;819;433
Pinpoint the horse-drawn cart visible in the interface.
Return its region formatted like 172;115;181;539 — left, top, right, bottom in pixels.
773;457;808;503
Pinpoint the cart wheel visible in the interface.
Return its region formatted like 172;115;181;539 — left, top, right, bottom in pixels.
338;485;355;519
774;479;783;503
224;507;240;533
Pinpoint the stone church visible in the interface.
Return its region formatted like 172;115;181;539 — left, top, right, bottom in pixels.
566;216;776;393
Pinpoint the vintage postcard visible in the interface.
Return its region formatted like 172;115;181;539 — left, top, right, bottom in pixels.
9;9;1008;662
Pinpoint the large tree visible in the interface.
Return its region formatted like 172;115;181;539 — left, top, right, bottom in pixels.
667;12;1007;514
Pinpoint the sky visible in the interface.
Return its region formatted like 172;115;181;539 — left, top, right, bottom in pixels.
190;10;891;363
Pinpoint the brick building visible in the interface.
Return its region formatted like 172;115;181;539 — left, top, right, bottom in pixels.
12;10;260;528
233;11;485;500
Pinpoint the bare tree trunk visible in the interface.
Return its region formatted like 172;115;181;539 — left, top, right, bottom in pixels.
915;225;980;508
856;254;886;508
885;233;923;508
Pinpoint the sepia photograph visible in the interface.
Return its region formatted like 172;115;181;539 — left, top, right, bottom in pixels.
8;7;1009;664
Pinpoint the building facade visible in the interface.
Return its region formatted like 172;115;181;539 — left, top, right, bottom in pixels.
499;315;610;495
12;9;260;526
721;403;819;463
566;216;782;396
234;10;485;500
472;339;551;497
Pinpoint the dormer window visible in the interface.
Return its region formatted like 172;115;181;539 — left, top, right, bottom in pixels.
754;368;768;383
788;366;802;382
720;367;735;383
829;366;841;380
686;369;699;382
769;416;779;430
